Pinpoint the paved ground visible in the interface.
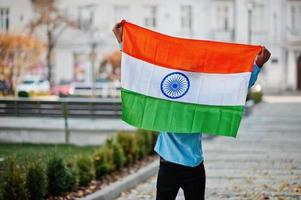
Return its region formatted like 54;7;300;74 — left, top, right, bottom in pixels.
116;95;301;200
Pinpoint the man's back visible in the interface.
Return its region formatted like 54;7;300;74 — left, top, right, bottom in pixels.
155;64;261;167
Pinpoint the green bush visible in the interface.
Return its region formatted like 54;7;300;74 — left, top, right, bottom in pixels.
250;91;263;104
93;146;115;179
106;138;126;170
151;131;158;152
26;161;47;200
137;130;158;155
18;91;29;97
0;131;159;200
77;155;94;186
136;132;148;159
116;131;139;165
2;158;28;200
65;158;77;188
142;130;156;155
46;155;75;196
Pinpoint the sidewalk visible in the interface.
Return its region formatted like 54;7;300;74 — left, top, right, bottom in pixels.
116;95;301;200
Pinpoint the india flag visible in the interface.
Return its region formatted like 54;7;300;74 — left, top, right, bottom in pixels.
120;21;262;137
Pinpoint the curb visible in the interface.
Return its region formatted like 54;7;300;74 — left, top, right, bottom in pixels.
80;160;159;200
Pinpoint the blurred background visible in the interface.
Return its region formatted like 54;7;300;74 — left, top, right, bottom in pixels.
0;0;300;98
0;1;301;200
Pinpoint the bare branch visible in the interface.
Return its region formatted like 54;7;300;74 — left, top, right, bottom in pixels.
27;0;80;84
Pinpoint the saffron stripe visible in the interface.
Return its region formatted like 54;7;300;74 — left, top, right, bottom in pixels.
122;21;262;74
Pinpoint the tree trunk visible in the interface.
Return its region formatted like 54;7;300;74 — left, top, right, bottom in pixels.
47;31;54;86
46;47;53;85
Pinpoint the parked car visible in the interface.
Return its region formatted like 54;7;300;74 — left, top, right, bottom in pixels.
17;77;50;97
51;83;73;97
0;80;5;96
70;80;121;98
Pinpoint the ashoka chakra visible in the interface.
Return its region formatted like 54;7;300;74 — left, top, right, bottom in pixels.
160;72;190;99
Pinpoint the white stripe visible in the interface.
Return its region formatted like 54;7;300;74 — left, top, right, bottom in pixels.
121;53;250;106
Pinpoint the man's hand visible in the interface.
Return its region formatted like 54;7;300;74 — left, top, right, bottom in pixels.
112;21;123;43
255;47;271;68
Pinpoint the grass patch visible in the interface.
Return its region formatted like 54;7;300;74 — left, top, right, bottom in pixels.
0;143;98;171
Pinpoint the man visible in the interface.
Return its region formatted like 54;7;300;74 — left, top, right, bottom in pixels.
113;21;271;200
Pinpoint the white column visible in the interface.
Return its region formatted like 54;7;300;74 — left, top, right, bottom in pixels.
287;49;297;90
235;0;249;43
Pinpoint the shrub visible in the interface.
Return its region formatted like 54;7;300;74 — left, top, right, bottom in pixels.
116;131;139;165
65;158;77;188
77;155;94;186
111;142;126;170
136;132;148;159
26;161;47;200
138;130;155;156
250;90;263;104
106;138;126;170
46;155;75;196
18;91;29;97
248;86;263;104
93;146;115;179
2;158;28;200
137;130;158;155
150;131;159;153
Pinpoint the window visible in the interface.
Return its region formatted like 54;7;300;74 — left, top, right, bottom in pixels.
216;4;230;31
252;4;266;32
213;1;234;41
113;5;129;22
180;5;192;33
289;3;301;35
144;5;157;28
78;7;94;30
0;8;9;32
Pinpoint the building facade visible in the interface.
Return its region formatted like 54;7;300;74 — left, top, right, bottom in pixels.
0;0;301;92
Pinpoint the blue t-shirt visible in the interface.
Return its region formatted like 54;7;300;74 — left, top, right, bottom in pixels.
154;64;261;167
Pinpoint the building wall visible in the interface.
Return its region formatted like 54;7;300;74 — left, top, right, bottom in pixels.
1;0;301;92
0;0;33;33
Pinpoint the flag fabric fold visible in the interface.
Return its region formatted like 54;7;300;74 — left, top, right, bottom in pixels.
120;20;262;137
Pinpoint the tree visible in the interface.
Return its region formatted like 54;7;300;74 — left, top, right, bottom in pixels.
99;51;121;81
28;0;79;85
0;33;44;96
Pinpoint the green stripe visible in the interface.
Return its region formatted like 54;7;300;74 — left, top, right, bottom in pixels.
121;89;244;137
